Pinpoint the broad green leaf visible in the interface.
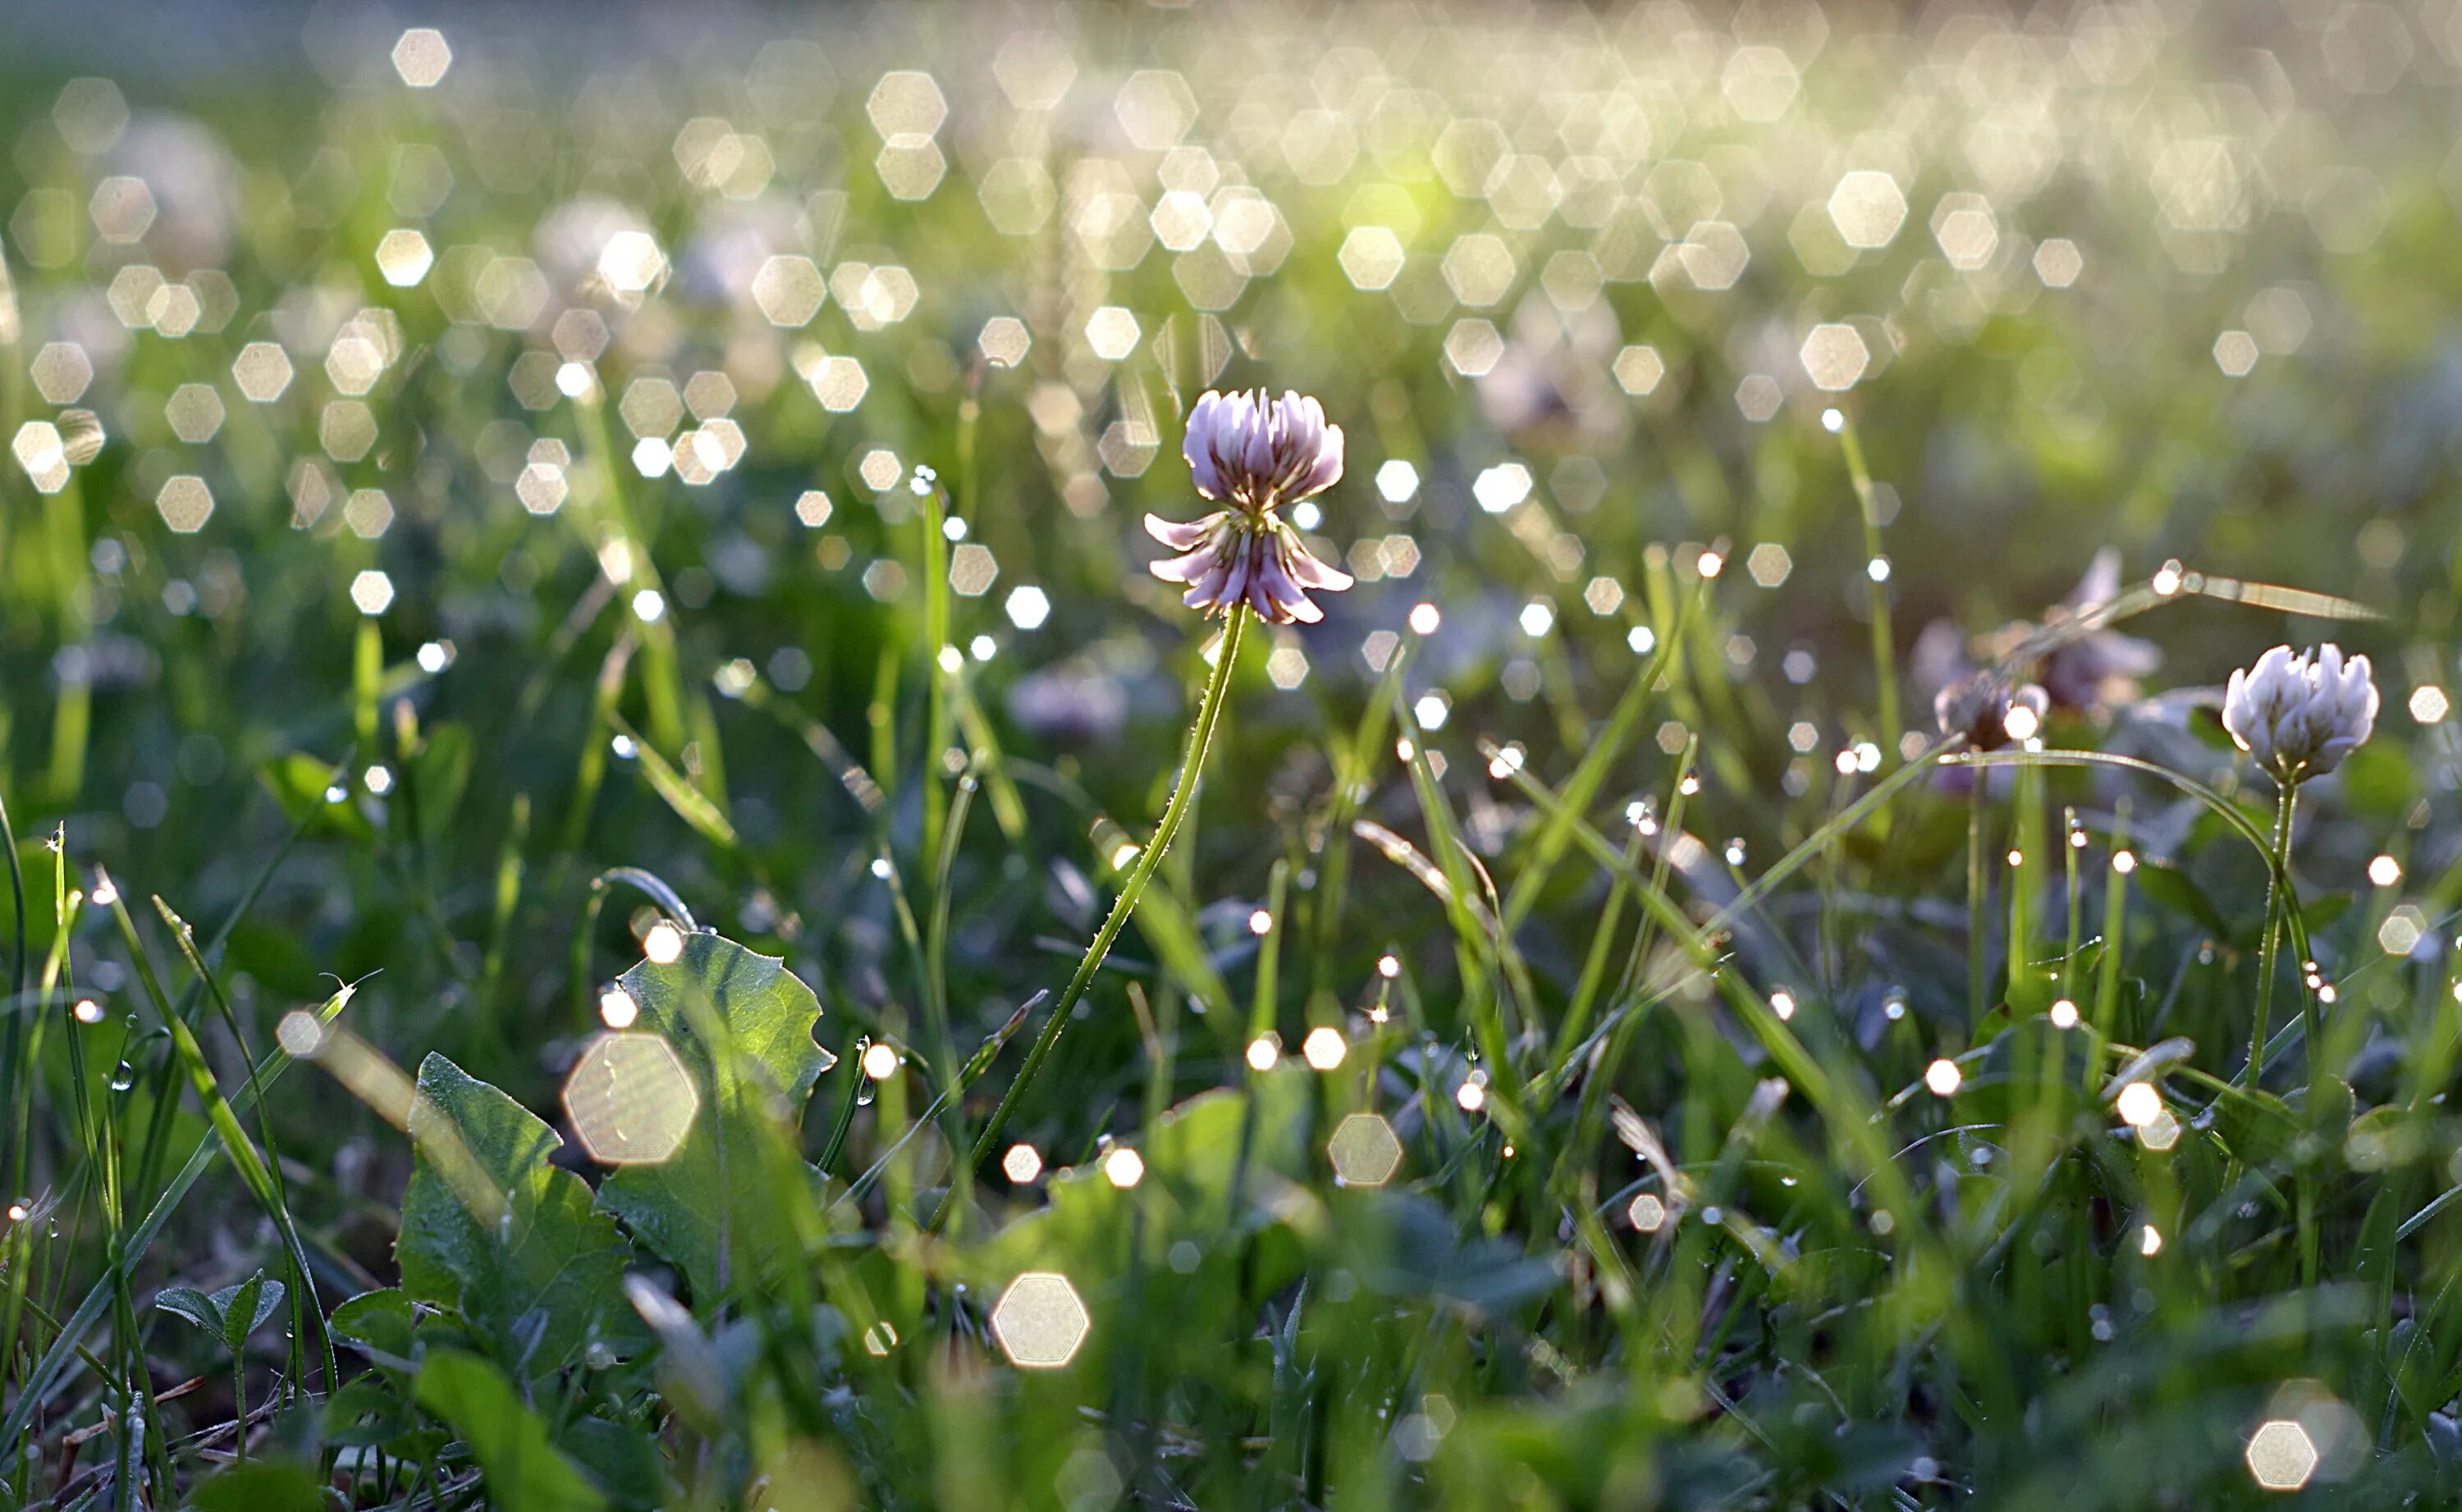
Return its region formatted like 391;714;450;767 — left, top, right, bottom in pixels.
597;933;832;1300
415;1347;608;1512
153;1284;222;1336
188;1460;330;1512
258;752;374;842
398;1053;633;1373
331;1287;416;1365
214;1272;285;1353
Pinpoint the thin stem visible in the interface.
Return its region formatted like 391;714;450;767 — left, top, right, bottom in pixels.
1834;414;1899;758
1967;776;1989;1030
2245;781;2298;1089
931;606;1249;1232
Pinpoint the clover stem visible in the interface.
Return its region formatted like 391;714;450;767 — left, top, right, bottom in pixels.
2244;779;2298;1089
930;606;1249;1232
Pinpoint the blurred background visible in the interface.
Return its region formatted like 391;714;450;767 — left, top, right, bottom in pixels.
2;0;2458;1131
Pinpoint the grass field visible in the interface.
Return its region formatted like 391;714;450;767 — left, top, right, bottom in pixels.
4;2;2462;1507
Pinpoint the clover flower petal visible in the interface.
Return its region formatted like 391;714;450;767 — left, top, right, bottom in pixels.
2222;643;2378;784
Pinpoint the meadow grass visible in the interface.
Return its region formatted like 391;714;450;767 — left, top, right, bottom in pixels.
1;3;2460;1509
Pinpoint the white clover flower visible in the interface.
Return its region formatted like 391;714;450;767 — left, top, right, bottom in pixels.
2222;643;2378;784
1146;389;1353;625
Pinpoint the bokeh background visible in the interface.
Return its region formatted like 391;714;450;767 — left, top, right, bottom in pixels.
5;3;2462;1501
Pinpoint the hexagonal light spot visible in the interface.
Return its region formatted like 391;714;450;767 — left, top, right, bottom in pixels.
808;356;868;413
232;343;294;403
345;488;396;540
1329;1112;1402;1187
950;542;999;598
1627;1192;1668;1231
1084;305;1140;361
1114;70;1197;151
598;231;666;295
1339;226;1406;290
1265;644;1310;690
1931;194;1999;270
2245;1420;2318;1491
1799;324;1869;391
1826;171;1907;249
349;569;396;616
391;27;452;88
2408;685;2449;723
89;176;156;244
867;71;948;143
375;229;433;287
11;423;67;493
156;475;213;533
977;158;1056;235
166;383;226;443
1442;233;1515;307
753;255;826;327
978;316;1031;368
990;1272;1089;1368
1613;345;1666;397
2034;238;2084;288
1746;544;1794;588
683;370;737;421
31;343;94;404
1005;585;1050;630
2379;905;2426;957
561;1032;700;1166
1001;1143;1042;1184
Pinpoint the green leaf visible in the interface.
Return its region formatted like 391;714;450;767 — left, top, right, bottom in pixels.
331;1287;416;1367
153;1284;222;1336
398;1054;634;1373
213;1272;286;1354
596;933;832;1300
415;1348;609;1512
187;1459;331;1512
259;751;374;843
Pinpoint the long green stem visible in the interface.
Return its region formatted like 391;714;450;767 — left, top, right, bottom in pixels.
2245;782;2298;1089
930;606;1249;1232
1967;776;1989;1030
1835;414;1899;759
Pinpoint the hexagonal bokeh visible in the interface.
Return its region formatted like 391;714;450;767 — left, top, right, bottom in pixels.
1114;70;1196;151
350;569;396;616
1442;233;1515;307
391;26;452;87
977;317;1031;368
1746;544;1794;588
2245;1419;2318;1491
1338;226;1405;290
165;383;226;443
949;543;998;598
867;71;948;142
1931;193;1999;269
89;176;155;244
1799;324;1870;391
990;1272;1089;1368
1001;1143;1042;1184
561;1032;700;1166
1328;1112;1403;1186
31;343;94;404
232;343;295;403
375;228;433;287
1084;305;1140;361
752;254;826;326
156;475;213;533
1826;170;1907;249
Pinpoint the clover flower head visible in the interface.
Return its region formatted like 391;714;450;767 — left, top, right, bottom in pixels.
1147;389;1353;625
2222;643;2378;784
1934;674;2049;751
